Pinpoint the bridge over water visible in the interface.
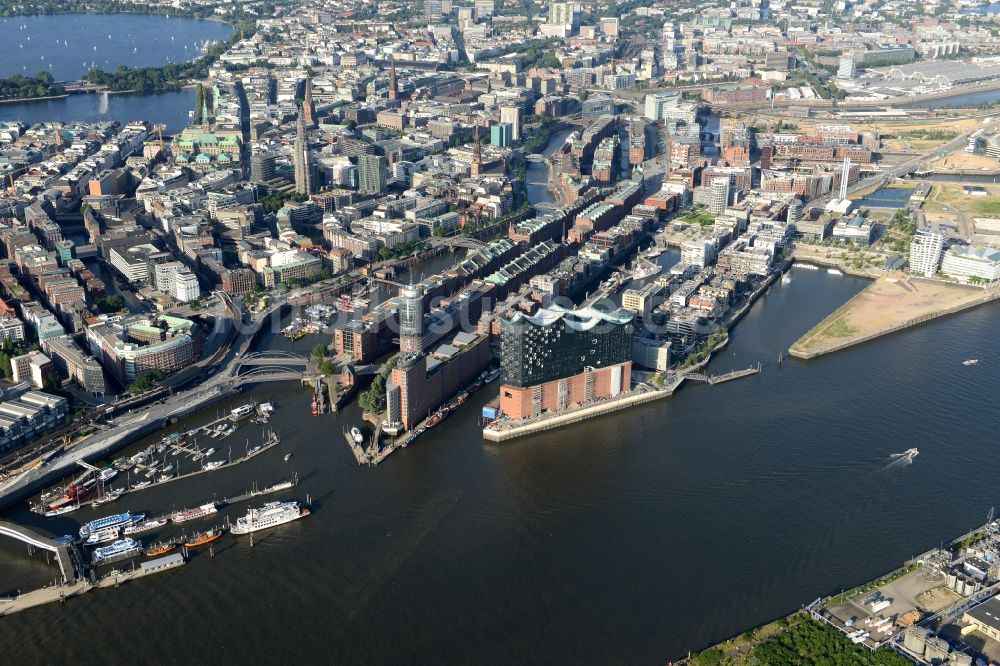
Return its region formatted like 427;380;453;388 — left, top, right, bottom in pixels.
0;520;79;582
232;351;310;385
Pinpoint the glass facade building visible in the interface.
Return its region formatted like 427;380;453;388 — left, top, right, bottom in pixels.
500;305;634;388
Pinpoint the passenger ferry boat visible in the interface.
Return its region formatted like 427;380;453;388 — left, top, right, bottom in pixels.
80;512;132;538
231;501;310;535
92;538;142;564
85;526;122;546
171;502;218;523
230;404;255;421
124;517;168;535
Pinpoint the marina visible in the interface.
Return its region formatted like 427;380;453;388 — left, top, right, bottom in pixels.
29;403;279;513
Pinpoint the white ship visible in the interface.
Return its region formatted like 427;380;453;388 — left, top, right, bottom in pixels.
351;427;364;445
85;526;122;546
92;538;142;564
230;501;310;535
171;502;218;523
123;517;169;535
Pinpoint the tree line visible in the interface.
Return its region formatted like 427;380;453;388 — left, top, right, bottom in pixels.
0;71;64;101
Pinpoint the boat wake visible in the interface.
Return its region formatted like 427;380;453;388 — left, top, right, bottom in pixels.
883;448;919;470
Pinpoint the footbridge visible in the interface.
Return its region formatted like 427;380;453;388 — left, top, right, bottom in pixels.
0;520;78;582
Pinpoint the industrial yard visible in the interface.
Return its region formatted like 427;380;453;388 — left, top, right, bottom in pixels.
805;518;1000;664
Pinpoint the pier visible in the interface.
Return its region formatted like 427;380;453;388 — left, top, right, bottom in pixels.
680;363;762;386
106;430;280;498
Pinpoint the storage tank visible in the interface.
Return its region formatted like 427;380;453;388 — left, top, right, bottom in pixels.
925;636;950;664
948;573;958;589
956;578;967;595
904;627;927;656
950;653;973;666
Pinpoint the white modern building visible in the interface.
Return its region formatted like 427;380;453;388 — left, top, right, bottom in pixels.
941;245;1000;283
109;244;159;283
644;91;680;121
909;228;944;277
680;239;717;267
153;262;201;302
500;105;521;142
709;178;730;215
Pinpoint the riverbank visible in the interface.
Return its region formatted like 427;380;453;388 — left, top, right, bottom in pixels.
686;515;1000;665
789;274;1000;359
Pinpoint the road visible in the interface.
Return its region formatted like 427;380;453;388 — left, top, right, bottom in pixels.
813;120;997;208
0;294;286;509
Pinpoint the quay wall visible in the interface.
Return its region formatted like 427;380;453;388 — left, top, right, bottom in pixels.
483;383;679;443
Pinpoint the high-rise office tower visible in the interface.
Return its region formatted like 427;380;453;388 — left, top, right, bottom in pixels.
548;2;580;30
709;177;730;215
398;284;424;348
358;154;387;195
425;0;443;25
500;105;521;142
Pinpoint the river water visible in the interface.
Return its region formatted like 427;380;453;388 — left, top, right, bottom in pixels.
2;100;1000;665
4;264;1000;664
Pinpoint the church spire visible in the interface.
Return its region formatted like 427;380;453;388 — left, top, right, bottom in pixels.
471;125;482;176
388;55;399;101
